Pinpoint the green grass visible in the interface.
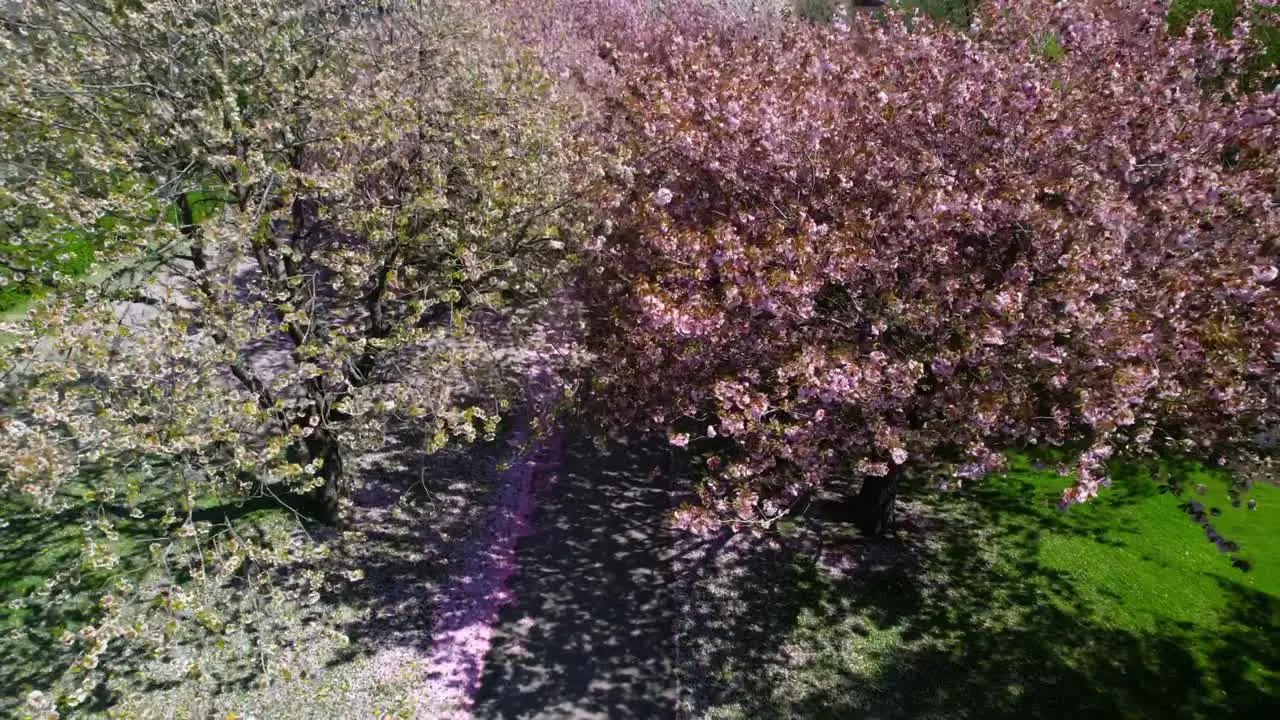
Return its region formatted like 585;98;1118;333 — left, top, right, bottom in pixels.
1020;456;1277;628
1034;29;1065;61
699;454;1280;718
0;190;229;315
0;230;100;313
793;0;842;23
793;0;974;27
796;0;1280;80
1169;0;1249;35
1168;0;1280;92
895;0;971;27
0;473;304;715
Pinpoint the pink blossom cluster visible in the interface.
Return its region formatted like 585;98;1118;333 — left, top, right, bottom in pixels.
572;0;1279;526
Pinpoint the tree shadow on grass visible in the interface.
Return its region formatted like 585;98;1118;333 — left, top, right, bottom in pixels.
966;454;1156;550
1205;578;1280;718
761;491;1279;720
836;556;1277;718
0;496;106;708
0;475;323;713
664;457;1279;720
0;418;522;715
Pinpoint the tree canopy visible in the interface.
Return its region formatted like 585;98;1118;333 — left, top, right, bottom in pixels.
1;0;1277;713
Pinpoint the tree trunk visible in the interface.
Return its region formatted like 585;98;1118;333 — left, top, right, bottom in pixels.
304;428;347;526
854;467;901;538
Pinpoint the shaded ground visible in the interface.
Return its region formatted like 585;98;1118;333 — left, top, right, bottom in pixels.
671;454;1280;720
5;416;1277;718
464;438;1279;720
474;432;680;719
335;430;498;665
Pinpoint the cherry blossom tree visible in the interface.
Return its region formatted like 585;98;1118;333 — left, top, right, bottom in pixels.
581;0;1279;535
1;0;595;521
1;0;596;710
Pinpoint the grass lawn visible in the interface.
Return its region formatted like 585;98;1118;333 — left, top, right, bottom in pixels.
0;475;312;716
0;433;505;717
0;190;228;317
0;231;100;313
696;453;1279;719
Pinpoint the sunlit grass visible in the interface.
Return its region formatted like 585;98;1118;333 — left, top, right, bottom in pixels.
718;454;1280;718
0;190;228;315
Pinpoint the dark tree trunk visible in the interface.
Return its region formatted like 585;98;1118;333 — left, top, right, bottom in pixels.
854;467;902;538
304;428;347;526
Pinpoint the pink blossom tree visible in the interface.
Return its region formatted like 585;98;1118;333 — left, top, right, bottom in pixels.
581;0;1279;535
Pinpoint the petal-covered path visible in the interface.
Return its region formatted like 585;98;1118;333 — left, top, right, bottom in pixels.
403;424;565;716
471;433;681;719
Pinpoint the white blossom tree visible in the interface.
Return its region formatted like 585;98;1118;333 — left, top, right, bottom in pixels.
1;0;597;711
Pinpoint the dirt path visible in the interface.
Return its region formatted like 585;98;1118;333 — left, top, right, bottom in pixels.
389;423;566;717
472;433;681;719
